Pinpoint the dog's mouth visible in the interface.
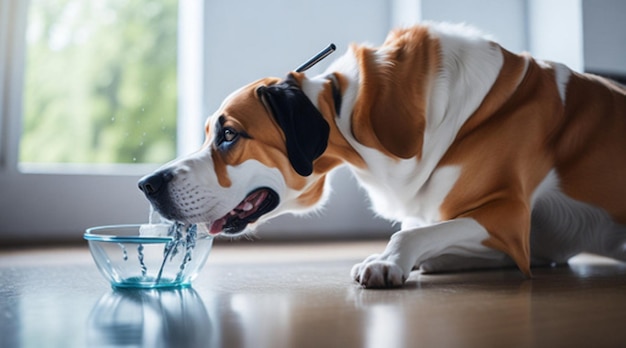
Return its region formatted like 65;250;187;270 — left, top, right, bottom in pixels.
208;188;279;235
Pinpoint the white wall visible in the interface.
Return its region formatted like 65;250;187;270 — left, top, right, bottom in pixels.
203;0;390;112
582;0;626;75
527;0;584;72
420;0;528;53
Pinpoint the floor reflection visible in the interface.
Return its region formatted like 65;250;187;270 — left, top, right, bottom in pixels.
87;287;214;348
78;255;626;347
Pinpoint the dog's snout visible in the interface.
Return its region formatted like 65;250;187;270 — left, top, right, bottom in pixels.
138;170;173;196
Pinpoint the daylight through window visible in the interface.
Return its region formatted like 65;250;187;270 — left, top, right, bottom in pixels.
20;0;178;165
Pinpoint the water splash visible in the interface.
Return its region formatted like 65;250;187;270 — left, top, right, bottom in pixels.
138;208;200;284
119;244;128;261
176;224;197;281
137;244;147;276
148;205;158;225
155;222;198;283
167;222;184;261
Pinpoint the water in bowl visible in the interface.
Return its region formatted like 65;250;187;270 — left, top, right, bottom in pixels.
88;207;211;288
117;222;199;287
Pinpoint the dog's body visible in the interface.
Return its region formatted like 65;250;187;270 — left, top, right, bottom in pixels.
139;23;626;288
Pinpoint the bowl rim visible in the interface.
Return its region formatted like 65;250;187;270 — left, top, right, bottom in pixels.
84;223;174;243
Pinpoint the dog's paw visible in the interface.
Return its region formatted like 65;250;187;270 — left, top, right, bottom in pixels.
351;255;407;289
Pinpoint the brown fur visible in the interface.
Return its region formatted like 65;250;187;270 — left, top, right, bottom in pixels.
350;27;439;159
440;47;626;276
556;73;626;224
207;74;365;209
206;26;626;277
207;78;308;191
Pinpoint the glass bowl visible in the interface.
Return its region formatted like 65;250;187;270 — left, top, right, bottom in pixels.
84;224;213;289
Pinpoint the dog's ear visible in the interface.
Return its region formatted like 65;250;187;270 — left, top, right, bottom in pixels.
256;73;330;176
350;45;426;159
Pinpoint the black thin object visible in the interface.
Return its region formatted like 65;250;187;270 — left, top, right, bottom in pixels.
295;43;336;73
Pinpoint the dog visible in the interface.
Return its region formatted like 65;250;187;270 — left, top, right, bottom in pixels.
138;22;626;288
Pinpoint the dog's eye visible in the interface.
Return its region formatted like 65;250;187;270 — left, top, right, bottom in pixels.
223;128;238;142
214;116;249;150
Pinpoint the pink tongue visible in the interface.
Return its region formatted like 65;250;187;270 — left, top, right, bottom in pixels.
209;217;227;235
208;190;269;235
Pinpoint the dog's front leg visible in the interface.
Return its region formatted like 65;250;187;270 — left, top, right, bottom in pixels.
351;218;494;288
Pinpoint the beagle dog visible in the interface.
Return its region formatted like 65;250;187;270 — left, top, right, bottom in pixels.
139;23;626;288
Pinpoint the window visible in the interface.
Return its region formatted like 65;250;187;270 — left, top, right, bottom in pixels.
20;0;178;167
0;0;203;243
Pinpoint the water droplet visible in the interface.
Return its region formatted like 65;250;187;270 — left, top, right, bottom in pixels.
119;244;128;261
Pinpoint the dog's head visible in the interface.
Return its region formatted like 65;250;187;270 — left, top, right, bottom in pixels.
138;72;337;235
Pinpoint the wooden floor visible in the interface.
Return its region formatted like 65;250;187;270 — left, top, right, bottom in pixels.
2;240;626;348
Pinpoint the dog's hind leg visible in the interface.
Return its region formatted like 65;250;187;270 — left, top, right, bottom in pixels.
529;188;626;265
590;222;626;262
351;218;498;288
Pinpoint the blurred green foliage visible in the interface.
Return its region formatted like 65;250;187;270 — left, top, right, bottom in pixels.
20;0;178;164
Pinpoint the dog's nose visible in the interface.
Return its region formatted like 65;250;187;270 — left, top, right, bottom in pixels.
138;170;173;196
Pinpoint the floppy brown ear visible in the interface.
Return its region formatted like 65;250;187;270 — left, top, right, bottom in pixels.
256;73;330;176
349;43;428;159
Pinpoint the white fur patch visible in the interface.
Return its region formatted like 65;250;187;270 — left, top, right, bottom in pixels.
399;218;494;265
322;46;361;119
352;218;498;287
165;153;287;225
300;78;326;109
552;62;571;104
422;23;504;173
535;60;570;104
322;23;503;226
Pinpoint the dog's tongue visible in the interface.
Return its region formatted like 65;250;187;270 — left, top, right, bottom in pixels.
208;190;269;235
208;217;228;235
